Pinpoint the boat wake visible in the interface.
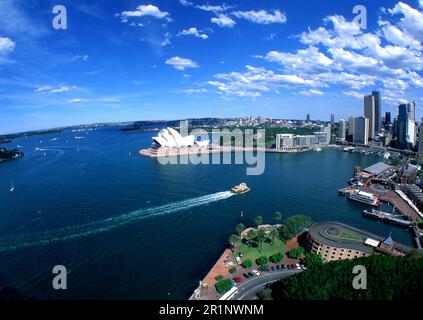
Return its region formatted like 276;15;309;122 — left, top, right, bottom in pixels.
0;191;234;253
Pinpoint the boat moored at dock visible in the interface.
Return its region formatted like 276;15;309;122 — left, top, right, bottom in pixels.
348;190;381;206
363;209;413;227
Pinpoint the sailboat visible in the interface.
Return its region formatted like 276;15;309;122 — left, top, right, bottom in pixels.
10;181;14;192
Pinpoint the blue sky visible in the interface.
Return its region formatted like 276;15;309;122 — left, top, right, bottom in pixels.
1;0;423;134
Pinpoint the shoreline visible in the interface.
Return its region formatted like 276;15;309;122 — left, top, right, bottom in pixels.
139;145;330;158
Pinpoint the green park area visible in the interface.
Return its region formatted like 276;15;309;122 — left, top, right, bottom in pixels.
236;235;285;263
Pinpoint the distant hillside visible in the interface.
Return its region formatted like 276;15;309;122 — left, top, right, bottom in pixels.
269;254;423;300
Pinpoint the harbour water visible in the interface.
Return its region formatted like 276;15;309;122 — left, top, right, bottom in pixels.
0;127;414;299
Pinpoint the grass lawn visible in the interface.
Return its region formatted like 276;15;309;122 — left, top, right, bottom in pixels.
235;237;285;264
337;230;362;241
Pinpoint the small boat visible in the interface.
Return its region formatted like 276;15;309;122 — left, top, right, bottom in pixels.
231;183;250;194
74;136;85;140
314;147;322;152
10;182;14;192
51;138;58;142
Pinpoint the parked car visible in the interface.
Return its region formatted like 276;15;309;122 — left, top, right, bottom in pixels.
296;263;302;270
300;264;307;270
247;272;254;277
281;264;286;270
243;273;250;279
286;264;291;270
252;269;260;276
271;266;276;272
276;265;281;270
291;264;296;270
233;276;244;283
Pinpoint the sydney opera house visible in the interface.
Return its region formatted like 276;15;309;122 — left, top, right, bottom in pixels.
152;127;210;149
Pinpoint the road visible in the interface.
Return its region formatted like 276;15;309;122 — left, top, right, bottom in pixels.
232;270;301;300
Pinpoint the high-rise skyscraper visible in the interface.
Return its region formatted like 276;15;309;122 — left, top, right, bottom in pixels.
348;117;355;136
353;116;369;145
306;114;310;122
338;119;347;141
398;102;416;149
418;118;423;157
372;90;381;134
330;114;335;127
364;94;376;140
385;112;391;125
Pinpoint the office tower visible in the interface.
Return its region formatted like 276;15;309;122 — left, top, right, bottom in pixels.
364;94;376;140
338;119;347;141
398;102;416;149
353;116;369;145
418;118;423;156
348;116;355;136
306;114;310;122
385;112;391;126
372;90;381;134
330;114;335;126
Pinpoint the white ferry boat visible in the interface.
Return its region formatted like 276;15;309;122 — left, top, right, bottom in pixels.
348;190;381;206
231;183;250;194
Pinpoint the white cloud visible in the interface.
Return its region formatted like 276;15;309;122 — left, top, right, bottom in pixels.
35;85;77;94
68;97;119;104
0;36;15;55
232;9;287;24
298;89;324;96
182;88;208;94
207;65;318;98
379;20;421;49
73;54;89;62
343;91;364;99
179;0;231;12
197;4;231;12
388;2;423;42
119;4;170;22
177;27;208;39
165;56;198;71
161;32;172;46
263;47;333;73
211;14;236;28
179;0;193;7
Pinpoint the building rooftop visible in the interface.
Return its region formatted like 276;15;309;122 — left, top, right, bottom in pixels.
364;162;393;176
308;221;412;254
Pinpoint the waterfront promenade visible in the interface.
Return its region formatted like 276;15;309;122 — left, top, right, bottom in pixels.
139;145;325;158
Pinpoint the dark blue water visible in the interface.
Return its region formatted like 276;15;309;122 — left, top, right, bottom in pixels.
0;127;413;299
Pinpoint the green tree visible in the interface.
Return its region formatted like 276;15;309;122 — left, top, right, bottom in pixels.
256;229;267;252
288;247;305;259
273;211;282;224
304;253;323;268
255;215;263;228
246;229;257;249
256;255;269;266
270;227;279;245
279;215;311;240
229;266;237;273
270;252;283;263
257;288;273;300
242;259;253;269
270;255;423;300
215;279;233;294
215;275;224;281
235;223;246;236
228;234;239;250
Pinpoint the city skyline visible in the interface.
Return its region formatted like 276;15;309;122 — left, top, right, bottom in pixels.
1;0;423;134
